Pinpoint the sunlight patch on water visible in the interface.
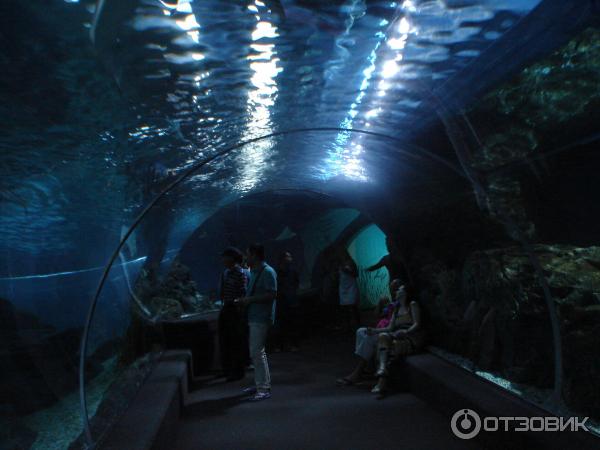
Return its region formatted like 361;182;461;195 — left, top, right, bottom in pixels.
235;1;282;192
325;1;416;182
324;3;389;182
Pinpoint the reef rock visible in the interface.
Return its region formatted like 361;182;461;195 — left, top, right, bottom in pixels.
137;260;214;320
418;245;600;417
464;28;600;241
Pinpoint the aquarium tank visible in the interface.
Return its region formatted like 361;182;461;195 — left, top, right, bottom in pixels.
1;0;599;448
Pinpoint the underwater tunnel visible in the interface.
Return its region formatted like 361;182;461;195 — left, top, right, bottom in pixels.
1;0;600;449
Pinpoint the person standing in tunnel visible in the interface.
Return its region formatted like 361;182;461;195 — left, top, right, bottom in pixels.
217;247;249;382
274;251;301;352
338;251;361;330
235;243;277;401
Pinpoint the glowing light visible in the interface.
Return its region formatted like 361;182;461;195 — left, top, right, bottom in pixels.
249;43;275;60
159;1;178;8
402;0;417;12
382;59;400;78
176;1;192;13
193;72;209;86
387;36;407;50
155;1;201;44
398;17;410;34
187;30;200;43
252;21;278;40
176;14;199;31
327;17;389;182
366;108;381;118
164;51;205;64
236;8;282;192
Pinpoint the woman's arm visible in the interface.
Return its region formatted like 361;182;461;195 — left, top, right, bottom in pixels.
368;325;391;335
368;309;397;335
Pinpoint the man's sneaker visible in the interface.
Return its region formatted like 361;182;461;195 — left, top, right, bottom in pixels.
242;386;257;395
247;391;271;402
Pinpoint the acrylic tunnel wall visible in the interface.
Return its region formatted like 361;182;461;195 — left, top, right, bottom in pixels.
2;0;600;449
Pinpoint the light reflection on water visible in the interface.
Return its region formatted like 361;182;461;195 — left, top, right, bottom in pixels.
2;0;543;254
236;1;282;192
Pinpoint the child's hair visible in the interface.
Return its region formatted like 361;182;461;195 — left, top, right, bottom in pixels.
221;247;243;264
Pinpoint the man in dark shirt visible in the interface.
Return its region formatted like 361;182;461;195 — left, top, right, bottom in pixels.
217;247;249;381
275;251;301;352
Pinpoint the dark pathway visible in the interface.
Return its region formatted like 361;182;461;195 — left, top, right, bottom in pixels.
174;337;482;450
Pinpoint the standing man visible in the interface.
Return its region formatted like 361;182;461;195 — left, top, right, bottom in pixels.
275;251;301;352
338;251;361;330
235;243;277;401
218;247;249;382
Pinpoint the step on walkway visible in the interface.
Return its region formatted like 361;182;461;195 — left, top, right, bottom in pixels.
174;338;481;450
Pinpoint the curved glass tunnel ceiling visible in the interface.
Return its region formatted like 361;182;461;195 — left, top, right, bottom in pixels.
3;0;583;261
94;0;547;157
2;1;600;448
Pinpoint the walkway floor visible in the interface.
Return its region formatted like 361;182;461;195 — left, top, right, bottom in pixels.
174;336;482;450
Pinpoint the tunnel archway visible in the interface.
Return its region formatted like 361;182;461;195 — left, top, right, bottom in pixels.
176;188;366;295
78;116;589;447
78;126;477;444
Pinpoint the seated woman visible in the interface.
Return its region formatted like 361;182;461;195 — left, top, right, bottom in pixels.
370;285;426;396
336;280;406;386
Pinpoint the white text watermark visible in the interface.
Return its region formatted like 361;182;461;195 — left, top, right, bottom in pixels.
451;409;589;439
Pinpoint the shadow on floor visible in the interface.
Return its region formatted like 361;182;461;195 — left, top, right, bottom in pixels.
185;393;248;418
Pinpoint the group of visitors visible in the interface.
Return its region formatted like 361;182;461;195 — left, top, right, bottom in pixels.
216;238;425;403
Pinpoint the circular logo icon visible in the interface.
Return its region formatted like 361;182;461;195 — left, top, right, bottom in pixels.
451;409;482;440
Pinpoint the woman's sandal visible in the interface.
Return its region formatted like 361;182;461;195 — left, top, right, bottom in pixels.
336;377;356;386
375;367;388;377
371;384;387;398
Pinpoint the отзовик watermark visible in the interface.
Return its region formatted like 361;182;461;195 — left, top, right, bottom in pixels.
451;409;589;440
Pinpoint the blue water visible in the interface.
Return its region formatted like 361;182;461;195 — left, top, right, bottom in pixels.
1;0;544;334
1;0;542;270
